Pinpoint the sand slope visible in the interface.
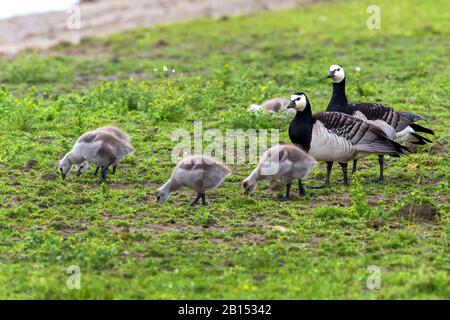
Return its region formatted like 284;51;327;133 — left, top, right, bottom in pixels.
0;0;318;56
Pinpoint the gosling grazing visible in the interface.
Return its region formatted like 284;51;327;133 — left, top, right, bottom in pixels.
155;155;231;206
59;129;134;180
248;97;295;115
75;126;132;177
326;64;434;181
242;144;316;200
287;92;410;186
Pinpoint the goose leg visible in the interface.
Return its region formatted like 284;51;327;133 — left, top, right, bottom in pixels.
201;193;208;206
101;166;109;180
352;160;358;174
325;161;333;185
190;193;201;206
93;166;100;176
280;182;291;201
298;179;306;196
373;155;385;183
309;161;333;189
339;162;349;186
101;161;115;181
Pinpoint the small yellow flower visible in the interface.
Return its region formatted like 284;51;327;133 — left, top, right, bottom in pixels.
407;163;418;169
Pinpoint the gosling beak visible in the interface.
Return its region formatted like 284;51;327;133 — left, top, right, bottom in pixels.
326;71;335;78
286;101;296;109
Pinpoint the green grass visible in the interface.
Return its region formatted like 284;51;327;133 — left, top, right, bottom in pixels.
0;0;449;299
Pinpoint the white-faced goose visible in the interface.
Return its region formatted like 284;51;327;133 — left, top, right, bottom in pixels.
287;92;410;186
155;155;231;206
242;144;316;200
326;64;434;181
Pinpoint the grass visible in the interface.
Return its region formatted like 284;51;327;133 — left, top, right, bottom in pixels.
0;0;449;299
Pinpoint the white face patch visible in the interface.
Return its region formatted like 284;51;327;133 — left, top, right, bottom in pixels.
329;64;345;83
290;94;307;111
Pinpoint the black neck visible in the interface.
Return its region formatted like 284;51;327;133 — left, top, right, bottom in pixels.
326;78;352;114
289;101;314;152
295;101;313;122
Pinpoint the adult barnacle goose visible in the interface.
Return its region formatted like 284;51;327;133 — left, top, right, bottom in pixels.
287;92;410;186
326;64;434;181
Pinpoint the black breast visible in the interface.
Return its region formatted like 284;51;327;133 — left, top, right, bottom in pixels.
288;116;313;152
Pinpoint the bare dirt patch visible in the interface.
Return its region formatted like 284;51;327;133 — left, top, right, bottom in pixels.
398;204;439;222
42;173;58;181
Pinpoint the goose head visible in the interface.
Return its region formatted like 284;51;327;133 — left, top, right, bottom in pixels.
242;179;257;195
286;92;309;112
155;188;169;203
58;153;73;180
327;64;345;83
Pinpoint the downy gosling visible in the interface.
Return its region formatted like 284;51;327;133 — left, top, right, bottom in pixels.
155;155;231;206
59;128;134;180
242;144;316;200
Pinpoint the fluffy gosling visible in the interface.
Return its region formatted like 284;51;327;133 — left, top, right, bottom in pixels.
248;97;295;115
242;144;316;200
155;155;231;206
59;129;134;180
75;126;132;177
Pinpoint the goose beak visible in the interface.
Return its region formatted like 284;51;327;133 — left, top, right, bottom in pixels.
61;173;66;180
286;101;296;109
76;169;82;177
244;189;249;195
326;71;335;78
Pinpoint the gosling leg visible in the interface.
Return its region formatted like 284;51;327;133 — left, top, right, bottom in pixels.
191;193;201;206
298;179;306;196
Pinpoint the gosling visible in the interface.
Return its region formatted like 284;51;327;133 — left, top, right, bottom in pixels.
155;155;231;206
59;129;134;180
248;97;295;115
242;144;316;200
75;126;132;177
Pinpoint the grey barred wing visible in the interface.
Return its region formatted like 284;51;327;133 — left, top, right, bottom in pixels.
313;112;369;145
351;102;423;131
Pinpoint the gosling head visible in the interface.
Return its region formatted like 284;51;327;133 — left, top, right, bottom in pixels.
58;153;73;180
242;178;257;195
327;64;345;83
155;188;169;203
75;161;90;177
286;92;308;112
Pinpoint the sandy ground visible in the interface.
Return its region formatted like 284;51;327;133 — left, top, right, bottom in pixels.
0;0;319;56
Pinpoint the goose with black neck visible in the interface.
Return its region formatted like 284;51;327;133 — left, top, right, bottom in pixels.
287;92;410;187
326;64;434;182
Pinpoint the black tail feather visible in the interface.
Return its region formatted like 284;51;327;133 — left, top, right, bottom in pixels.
410;133;432;145
410;123;434;135
391;139;412;155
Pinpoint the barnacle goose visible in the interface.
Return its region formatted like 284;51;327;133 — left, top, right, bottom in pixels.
326;65;434;181
287;92;410;186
